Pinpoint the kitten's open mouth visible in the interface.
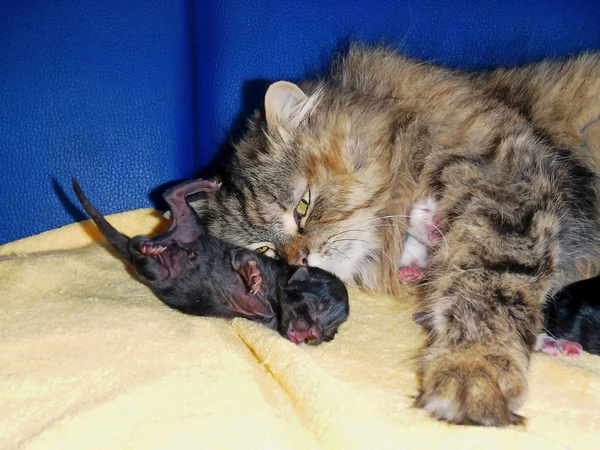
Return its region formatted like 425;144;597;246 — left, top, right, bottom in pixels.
139;242;181;279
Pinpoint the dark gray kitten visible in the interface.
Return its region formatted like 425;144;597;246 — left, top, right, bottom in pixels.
72;178;349;345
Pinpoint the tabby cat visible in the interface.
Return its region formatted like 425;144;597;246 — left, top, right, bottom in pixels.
189;45;600;426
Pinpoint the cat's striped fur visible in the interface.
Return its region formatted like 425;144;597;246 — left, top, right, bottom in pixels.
190;45;600;425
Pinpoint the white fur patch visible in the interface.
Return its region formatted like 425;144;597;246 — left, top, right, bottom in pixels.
282;213;298;235
399;235;428;268
408;196;437;244
423;397;460;421
306;213;379;286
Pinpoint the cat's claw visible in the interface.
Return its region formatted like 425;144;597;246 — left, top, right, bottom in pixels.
398;267;423;284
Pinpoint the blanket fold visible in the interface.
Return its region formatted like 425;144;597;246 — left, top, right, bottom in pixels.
1;210;599;449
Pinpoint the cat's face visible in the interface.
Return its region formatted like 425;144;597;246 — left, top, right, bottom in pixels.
193;81;406;290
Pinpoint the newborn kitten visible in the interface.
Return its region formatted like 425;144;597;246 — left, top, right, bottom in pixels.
72;179;349;345
397;196;439;284
539;276;600;356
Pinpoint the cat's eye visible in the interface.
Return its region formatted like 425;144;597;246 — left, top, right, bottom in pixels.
253;245;279;260
294;187;311;225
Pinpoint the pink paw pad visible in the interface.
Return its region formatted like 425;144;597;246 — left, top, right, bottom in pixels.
536;336;560;357
398;267;423;284
558;339;583;358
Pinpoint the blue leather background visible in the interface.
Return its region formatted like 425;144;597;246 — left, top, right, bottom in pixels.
3;0;600;244
0;1;195;244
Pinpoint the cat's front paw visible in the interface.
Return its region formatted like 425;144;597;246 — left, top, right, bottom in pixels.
417;345;527;426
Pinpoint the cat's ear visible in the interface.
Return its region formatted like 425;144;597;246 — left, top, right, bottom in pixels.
265;81;309;131
288;266;310;284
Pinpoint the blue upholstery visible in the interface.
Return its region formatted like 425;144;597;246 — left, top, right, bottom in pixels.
2;0;600;244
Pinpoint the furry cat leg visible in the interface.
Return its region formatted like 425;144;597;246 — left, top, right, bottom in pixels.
416;214;549;426
414;140;599;425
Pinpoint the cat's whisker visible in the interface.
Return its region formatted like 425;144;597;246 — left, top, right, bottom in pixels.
329;238;372;245
329;237;399;271
325;213;449;275
329;245;354;263
342;213;411;230
325;223;398;241
379;248;399;270
379;214;450;261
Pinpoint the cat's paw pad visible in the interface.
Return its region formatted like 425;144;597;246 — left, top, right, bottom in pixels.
240;260;263;295
139;241;167;255
417;346;526;426
398;267;423;284
558;339;583;357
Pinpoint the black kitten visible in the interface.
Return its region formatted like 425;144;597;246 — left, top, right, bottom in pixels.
543;276;600;355
72;178;349;345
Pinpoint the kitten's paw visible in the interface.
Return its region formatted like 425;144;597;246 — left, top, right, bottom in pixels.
534;335;583;358
558;339;583;357
398;267;423;284
417;346;527;426
535;335;560;357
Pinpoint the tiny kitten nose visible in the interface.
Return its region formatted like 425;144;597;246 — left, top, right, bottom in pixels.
293;248;310;266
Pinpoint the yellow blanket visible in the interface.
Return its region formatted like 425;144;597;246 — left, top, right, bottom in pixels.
2;210;600;449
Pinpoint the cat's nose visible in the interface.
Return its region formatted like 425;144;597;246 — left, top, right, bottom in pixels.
293;248;310;266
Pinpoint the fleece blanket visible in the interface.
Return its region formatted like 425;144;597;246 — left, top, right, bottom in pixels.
1;209;600;450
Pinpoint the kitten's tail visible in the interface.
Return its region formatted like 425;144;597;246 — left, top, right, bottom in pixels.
72;178;131;261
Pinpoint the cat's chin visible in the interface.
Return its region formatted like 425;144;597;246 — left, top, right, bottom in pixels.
306;253;360;287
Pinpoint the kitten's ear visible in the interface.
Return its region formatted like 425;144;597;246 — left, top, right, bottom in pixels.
288;266;310;284
265;81;309;131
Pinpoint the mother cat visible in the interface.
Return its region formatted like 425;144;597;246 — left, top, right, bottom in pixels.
189;45;600;425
